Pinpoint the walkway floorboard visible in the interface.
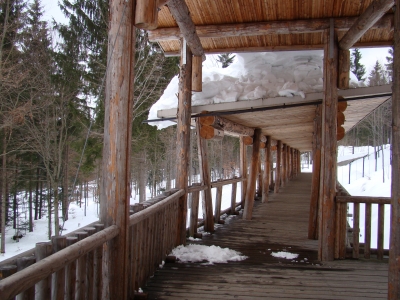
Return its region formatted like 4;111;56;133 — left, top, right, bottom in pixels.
143;173;388;299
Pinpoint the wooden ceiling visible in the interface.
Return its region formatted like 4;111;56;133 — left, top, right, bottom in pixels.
151;0;393;55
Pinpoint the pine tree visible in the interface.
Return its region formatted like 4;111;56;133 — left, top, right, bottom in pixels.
385;47;393;82
217;53;236;68
350;48;366;81
368;60;388;87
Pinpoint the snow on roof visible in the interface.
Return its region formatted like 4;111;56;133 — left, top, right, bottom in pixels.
149;51;364;129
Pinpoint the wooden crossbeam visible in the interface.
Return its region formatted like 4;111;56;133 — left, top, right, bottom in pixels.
339;0;395;50
199;115;254;136
149;15;393;42
162;41;393;56
167;0;204;57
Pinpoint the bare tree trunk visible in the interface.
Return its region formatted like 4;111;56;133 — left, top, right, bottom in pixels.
1;132;7;253
34;167;39;220
29;177;33;232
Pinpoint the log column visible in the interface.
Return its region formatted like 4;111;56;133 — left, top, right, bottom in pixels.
176;40;192;245
318;23;338;262
262;136;272;203
274;141;282;193
197;121;214;232
100;0;135;298
282;144;287;187
308;105;322;240
389;1;400;297
243;129;261;220
240;136;247;208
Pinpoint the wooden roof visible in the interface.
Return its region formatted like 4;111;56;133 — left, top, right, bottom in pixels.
151;1;394;152
157;85;392;152
151;0;393;55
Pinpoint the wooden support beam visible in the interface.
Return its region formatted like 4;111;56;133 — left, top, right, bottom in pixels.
319;24;339;262
175;41;192;245
100;0;135;298
243;129;262;220
199;124;224;140
274;141;282;193
308;105;322;240
388;0;400;297
135;0;158;30
282;144;287;187
240;136;247;208
149;15;393;42
256;158;262;198
196;120;214;233
339;0;395;50
262;136;272;203
192;55;202;92
162;40;394;56
199;115;254;136
338;50;350;89
167;0;204;57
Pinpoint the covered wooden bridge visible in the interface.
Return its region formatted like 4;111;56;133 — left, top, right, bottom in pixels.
0;0;399;299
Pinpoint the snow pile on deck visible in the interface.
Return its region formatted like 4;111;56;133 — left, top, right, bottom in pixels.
271;251;299;260
170;244;247;264
148;51;365;129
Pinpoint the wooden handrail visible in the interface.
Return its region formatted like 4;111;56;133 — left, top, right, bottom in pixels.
211;177;243;188
336;195;391;204
188;184;208;193
129;189;184;226
0;225;119;299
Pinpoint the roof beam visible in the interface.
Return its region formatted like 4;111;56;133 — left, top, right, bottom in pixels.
339;0;395;50
162;41;393;56
166;0;204;57
149;15;393;42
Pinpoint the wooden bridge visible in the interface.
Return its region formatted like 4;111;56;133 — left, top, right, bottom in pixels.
144;173;388;300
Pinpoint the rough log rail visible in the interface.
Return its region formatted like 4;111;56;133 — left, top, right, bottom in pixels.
0;189;185;300
335;195;391;260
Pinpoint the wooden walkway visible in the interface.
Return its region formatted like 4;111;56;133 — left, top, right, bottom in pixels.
143;173;388;299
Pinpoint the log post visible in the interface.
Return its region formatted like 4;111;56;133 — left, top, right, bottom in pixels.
100;0;135;298
230;180;238;214
262;136;272;203
274;141;282;193
318;23;338;262
282;144;287;186
65;237;78;300
243;129;261;220
196;120;214;232
308;105;322;240
192;55;202;92
35;242;52;299
297;150;301;173
214;184;223;223
389;1;400;297
286;145;290;183
135;0;158;30
189;187;200;237
16;257;36;300
338;50;350;89
51;236;67;300
240;136;247;208
256;158;262;197
176;39;192;245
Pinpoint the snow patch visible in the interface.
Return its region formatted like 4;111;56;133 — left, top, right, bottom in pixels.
271;251;299;260
170;244;247;264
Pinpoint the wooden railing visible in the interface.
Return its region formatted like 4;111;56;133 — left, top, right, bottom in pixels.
187;177;244;237
0;189;184;300
335;195;391;260
0;179;246;299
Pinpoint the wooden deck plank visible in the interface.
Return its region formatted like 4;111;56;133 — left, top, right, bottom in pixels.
143;173;388;299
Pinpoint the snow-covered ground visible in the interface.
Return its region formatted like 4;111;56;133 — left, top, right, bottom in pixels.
337;145;391;249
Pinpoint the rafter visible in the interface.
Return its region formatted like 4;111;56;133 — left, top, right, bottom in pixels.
166;0;204;57
339;0;395;50
149;15;393;42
